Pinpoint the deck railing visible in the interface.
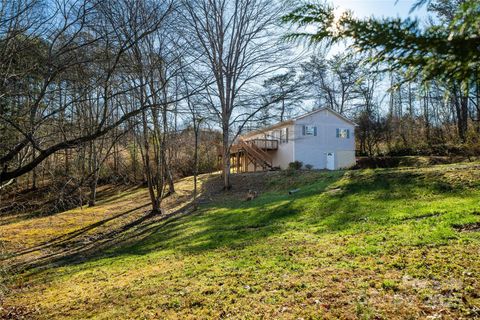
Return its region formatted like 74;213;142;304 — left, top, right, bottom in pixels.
247;139;278;150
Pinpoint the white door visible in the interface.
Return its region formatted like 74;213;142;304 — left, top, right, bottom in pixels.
326;152;335;170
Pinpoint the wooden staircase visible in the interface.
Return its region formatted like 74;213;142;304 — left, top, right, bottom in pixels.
229;139;274;173
239;140;273;170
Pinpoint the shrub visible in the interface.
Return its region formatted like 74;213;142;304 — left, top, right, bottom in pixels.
288;161;303;170
284;168;296;176
386;143;471;157
386;146;418;157
304;164;313;170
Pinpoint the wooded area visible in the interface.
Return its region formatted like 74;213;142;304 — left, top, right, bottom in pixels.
1;0;479;214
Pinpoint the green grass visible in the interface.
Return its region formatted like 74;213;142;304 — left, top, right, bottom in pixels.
1;163;480;319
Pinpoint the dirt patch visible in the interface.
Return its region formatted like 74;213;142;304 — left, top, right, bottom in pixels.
452;222;480;232
197;172;273;203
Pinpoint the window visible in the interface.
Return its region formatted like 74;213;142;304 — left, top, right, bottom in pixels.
336;128;350;139
280;127;288;143
302;125;317;136
273;130;280;140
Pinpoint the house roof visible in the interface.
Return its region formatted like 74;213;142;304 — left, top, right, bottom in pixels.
242;119;294;138
294;107;357;125
241;107;356;138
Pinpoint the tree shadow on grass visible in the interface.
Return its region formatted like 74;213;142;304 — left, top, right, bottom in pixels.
120;198;299;256
0;185;143;226
108;170;354;257
14;168;464;278
91;175;350;261
343;170;467;199
302;169;476;235
6;203;176;273
4;204;150;260
6;171;346;277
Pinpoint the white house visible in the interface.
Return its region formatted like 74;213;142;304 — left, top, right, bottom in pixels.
229;107;356;172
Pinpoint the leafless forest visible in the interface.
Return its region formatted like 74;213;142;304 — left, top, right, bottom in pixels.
1;0;479;214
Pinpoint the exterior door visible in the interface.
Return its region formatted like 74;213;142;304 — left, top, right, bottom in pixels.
326;152;335;170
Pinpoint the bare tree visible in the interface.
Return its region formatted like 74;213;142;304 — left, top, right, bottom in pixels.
0;0;174;185
182;0;288;189
262;69;304;123
301;53;361;114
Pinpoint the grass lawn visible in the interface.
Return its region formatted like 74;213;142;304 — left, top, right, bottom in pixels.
1;163;480;319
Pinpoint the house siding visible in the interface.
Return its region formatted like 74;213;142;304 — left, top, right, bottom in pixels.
294;109;355;169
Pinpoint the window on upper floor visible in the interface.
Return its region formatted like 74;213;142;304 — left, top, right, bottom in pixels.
272;130;280;140
336;128;350;139
302;125;317;136
280;127;288;143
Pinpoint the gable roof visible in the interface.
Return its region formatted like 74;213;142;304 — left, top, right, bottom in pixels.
294;107;357;125
241;107;356;138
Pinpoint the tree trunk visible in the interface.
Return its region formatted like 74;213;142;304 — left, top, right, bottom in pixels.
222;129;231;190
132;131;138;182
141;110;160;214
280;99;285;122
423;91;430;142
453;84;469;142
193;121;199;207
88;171;98;207
88;142;98;207
31;150;37;190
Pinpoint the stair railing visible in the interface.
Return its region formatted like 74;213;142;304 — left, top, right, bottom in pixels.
238;139;272;168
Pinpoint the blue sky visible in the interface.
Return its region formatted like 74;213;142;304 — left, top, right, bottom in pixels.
320;0;430;57
292;1;431;112
333;0;428;19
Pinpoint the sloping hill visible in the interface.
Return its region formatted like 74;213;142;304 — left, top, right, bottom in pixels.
1;163;480;319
